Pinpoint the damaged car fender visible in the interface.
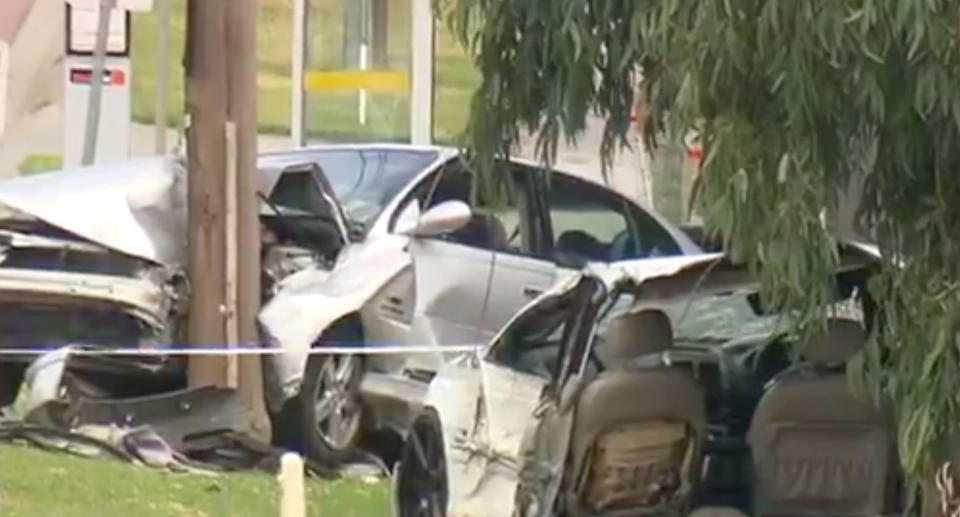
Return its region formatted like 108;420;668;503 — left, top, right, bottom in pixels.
258;236;411;412
413;351;548;517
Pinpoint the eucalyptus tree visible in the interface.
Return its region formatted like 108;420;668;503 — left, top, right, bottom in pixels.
446;0;960;484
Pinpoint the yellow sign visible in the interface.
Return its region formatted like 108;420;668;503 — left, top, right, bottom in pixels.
305;70;409;93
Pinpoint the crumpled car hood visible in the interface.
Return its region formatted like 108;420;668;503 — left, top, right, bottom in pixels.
0;157;189;266
0;154;348;267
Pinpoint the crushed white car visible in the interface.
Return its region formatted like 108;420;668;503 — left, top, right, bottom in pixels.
0;144;702;466
393;246;890;516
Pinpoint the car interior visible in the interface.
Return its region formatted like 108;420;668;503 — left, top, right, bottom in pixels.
577;276;901;517
496;263;903;517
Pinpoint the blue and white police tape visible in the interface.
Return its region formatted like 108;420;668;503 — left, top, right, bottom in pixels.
0;343;483;356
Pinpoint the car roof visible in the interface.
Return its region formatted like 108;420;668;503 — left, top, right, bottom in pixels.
260;143;700;253
258;143;459;161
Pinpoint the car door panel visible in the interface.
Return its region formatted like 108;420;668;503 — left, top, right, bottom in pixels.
480;359;548;458
482;165;559;334
434;358;533;517
484;253;557;332
360;263;416;373
404;238;495;372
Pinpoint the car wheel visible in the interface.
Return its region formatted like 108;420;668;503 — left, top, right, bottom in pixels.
395;409;448;517
286;322;365;465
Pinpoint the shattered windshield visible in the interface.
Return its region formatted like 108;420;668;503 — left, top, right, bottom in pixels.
666;294;782;344
595;291;782;350
306;149;439;229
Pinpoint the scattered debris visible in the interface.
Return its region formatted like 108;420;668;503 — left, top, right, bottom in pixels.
0;347;352;479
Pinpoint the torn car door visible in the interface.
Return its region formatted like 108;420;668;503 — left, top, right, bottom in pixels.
511;276;607;517
441;275;602;516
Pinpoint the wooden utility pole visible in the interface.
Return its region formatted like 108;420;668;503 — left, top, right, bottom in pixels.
185;0;270;441
226;0;272;441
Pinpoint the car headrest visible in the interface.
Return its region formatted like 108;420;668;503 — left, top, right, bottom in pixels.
801;318;866;365
605;309;673;362
458;210;508;250
556;230;602;262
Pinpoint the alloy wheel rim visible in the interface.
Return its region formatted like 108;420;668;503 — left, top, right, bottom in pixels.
312;354;361;450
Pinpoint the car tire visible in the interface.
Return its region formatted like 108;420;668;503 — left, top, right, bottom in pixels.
283;321;365;466
394;409;449;517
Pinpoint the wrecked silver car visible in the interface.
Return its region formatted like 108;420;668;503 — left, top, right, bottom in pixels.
394;246;890;516
0;144;702;467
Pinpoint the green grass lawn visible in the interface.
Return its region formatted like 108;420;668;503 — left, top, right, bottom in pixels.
130;0;479;144
0;444;391;517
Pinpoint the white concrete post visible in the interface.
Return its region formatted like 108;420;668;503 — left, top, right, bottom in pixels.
290;0;307;148
278;452;306;517
410;0;434;145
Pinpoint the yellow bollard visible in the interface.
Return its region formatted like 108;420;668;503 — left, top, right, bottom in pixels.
279;452;307;517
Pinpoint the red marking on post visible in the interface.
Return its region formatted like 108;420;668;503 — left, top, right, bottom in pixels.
69;68;126;86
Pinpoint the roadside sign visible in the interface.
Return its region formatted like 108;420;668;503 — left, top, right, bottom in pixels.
69;67;127;86
304;70;409;93
66;4;130;56
63;56;131;167
65;0;153;11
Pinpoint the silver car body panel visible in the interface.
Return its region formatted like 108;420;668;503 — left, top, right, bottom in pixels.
0;225;172;330
0;266;170;329
0;150;368;269
0;157;189;266
258;234;412;410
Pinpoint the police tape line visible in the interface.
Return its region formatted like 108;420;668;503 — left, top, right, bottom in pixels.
0;344;483;357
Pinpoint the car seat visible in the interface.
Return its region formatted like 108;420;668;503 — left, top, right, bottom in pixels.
748;318;891;516
563;309;707;516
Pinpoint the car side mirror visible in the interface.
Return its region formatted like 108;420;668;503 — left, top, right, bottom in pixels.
397;200;472;238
